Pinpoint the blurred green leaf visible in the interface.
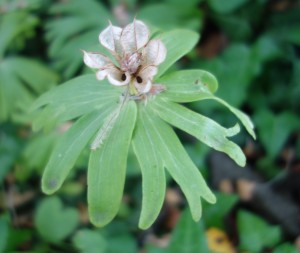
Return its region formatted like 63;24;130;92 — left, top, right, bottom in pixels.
46;0;111;78
0;216;9;253
208;0;249;14
0;11;39;57
107;235;138;253
203;192;238;229
273;243;300;253
0;57;58;122
195;44;254;107
0;130;20;183
88;101;137;227
35;196;79;243
166;209;210;253
238;210;281;253
21;133;58;177
254;110;300;159
6;228;32;252
139;3;203;31
73;229;107;253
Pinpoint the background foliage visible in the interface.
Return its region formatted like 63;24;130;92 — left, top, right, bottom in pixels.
0;0;300;252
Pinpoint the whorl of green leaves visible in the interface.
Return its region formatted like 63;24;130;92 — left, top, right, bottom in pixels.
32;29;255;229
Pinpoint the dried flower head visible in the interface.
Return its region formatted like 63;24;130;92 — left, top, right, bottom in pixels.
83;19;167;95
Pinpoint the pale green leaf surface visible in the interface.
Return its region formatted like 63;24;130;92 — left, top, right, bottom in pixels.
31;75;121;131
32;74;120;110
155;29;199;78
42;104;117;194
35;197;79;243
141;107;215;221
158;69;218;96
88;101;137;227
159;70;255;139
132;106;166;229
150;98;246;167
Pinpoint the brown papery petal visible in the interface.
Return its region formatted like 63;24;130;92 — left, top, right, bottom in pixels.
99;24;123;56
83;51;111;69
143;39;167;66
120;19;149;55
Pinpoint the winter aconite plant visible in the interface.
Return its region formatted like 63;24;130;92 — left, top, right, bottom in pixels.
32;20;255;229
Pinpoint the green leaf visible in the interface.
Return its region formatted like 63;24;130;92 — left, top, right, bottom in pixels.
6;57;59;94
42;104;117;195
0;216;9;253
0;57;58;122
32;74;121;131
88;101;137;227
158;69;255;139
238;210;281;253
0;132;20;184
132;105;166;229
35;196;79;243
195;44;254;107
254;110;300;159
202;192;238;229
156;29;199;77
138;3;203;31
150;98;246;167
166;209;210;253
140;107;215;221
73;229;107;253
273;243;300;253
106;235;138;253
158;69;218;99
208;0;249;14
0;11;39;57
46;0;111;77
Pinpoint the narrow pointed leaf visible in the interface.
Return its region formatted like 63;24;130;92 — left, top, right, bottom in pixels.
32;74;121;131
132;106;166;229
150;98;246;167
158;70;218;97
88;101;137;227
42;104;117;194
32;75;120;110
155;30;199;77
158;71;255;139
141;107;215;221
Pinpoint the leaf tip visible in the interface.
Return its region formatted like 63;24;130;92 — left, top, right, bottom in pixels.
89;208;114;227
41;178;59;195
